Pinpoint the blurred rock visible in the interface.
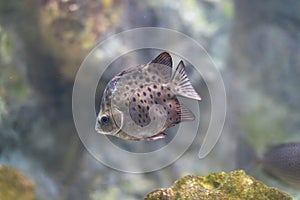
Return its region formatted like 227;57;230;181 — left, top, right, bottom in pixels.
0;165;36;200
227;0;300;140
144;170;291;200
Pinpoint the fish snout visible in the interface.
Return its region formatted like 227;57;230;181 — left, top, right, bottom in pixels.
95;116;103;133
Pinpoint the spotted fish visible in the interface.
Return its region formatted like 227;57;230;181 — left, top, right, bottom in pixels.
261;143;300;188
237;138;300;189
95;52;201;141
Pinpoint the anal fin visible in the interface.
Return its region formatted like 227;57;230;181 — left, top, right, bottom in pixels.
179;103;196;121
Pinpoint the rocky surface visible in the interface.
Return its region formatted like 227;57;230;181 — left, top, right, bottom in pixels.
144;170;291;200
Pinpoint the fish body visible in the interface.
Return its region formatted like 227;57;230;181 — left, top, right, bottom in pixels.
95;52;201;141
237;139;300;188
261;143;300;188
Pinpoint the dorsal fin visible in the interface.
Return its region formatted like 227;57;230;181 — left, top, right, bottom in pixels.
150;52;172;68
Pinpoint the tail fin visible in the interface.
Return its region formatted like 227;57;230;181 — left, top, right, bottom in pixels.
236;134;260;172
170;61;201;101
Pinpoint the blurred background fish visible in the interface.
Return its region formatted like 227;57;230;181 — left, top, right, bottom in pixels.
237;137;300;189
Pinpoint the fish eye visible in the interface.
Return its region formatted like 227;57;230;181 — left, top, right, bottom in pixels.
101;115;110;124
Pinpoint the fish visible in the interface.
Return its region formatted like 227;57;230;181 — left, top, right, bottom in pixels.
95;52;201;141
236;138;300;189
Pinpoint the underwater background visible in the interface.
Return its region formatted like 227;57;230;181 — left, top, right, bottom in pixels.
0;0;299;199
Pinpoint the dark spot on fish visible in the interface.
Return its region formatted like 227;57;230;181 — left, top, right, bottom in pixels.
139;114;142;118
157;92;161;97
161;86;164;90
155;101;158;104
152;75;156;80
140;85;144;88
170;117;172;120
143;92;146;96
159;111;163;115
167;111;170;114
144;100;147;103
150;94;153;99
138;119;141;123
146;115;148;118
167;87;171;90
146;78;150;82
148;87;152;92
140;100;143;103
169;104;172;108
163;99;166;102
150;101;153;104
132;107;136;111
134;81;138;85
158;78;161;83
164;107;166;110
167;93;171;97
126;86;129;90
141;125;144;127
138;105;141;109
147;106;150;110
153;85;157;89
132;97;136;102
137;93;140;97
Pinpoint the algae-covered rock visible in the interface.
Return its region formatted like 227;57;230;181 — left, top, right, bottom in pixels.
144;170;291;200
0;165;35;200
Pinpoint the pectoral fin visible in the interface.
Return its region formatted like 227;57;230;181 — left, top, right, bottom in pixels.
143;132;166;141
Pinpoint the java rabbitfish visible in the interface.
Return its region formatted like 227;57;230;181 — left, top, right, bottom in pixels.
261;143;300;189
95;52;201;141
237;139;300;189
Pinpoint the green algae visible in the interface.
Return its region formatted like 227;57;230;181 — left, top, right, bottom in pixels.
0;165;36;200
144;170;292;200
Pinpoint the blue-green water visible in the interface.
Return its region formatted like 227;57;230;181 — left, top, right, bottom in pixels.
0;0;299;199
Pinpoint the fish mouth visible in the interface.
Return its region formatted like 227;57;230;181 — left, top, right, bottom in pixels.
95;121;102;133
